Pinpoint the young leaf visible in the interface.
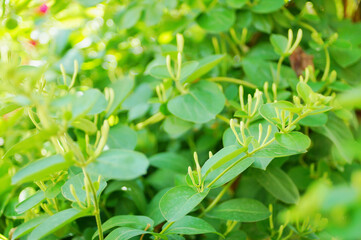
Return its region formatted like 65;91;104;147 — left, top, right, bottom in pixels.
167;80;225;123
29;208;89;239
86;149;149;181
251;167;300;204
15;191;45;214
164;216;219;235
12;155;71;185
159;186;209;221
207;198;270;222
275;132;311;152
12;215;49;239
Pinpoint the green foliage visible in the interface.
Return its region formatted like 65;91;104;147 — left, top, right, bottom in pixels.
1;0;361;239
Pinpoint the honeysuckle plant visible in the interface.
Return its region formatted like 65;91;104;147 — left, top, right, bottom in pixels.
1;1;361;240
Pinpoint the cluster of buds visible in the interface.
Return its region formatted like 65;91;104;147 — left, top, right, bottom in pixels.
263;81;278;103
155;83;167;103
238;85;263;119
165;33;184;82
230;119;273;150
188;152;204;192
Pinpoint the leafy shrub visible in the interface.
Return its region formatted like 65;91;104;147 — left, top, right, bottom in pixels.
1;0;361;239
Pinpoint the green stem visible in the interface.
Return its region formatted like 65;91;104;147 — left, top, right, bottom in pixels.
155;221;175;239
199;178;236;217
321;47;330;81
82;168;104;240
275;55;285;86
207;77;257;89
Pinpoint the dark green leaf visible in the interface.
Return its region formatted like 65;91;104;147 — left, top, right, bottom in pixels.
251;167;299;204
207;198;270;222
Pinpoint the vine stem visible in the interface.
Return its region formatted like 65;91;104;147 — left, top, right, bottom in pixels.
207;77;257;89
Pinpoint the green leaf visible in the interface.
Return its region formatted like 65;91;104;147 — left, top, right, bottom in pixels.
149;65;172;79
106;77;134;117
162;116;193;138
251;0;285;13
145;188;169;225
204;155;254;188
120;5;143;29
242;58;295;88
186;55;225;83
76;0;104;7
167;80;225;123
313;114;354;164
275;132;311;152
104;227;162;240
62;173;106;203
226;0;247;9
72;89;108;118
15;191;45;214
150;61;199;82
29;208;88;239
207;198;270;222
12;155;71;185
71;118;97;133
196;7;236;33
86;149;149;180
164;216;218;235
93;215;154;239
253;142;303;158
159;186;209;221
270;34;289;55
150;152;191;174
2;128;58;159
330;41;361;68
252;14;273;33
201;145;246;176
45;180;65;199
107;125;137;150
12;215;49;239
251;167;299;204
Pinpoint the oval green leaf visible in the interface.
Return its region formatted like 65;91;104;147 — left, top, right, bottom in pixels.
167;80;225;123
207;198;270;222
